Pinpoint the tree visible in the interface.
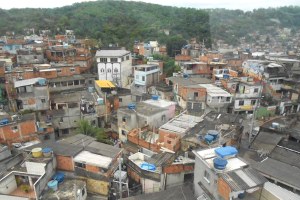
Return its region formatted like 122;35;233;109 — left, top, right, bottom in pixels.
76;119;113;145
76;119;96;136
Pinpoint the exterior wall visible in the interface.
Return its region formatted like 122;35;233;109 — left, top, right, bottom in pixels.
0;120;37;143
181;87;206;102
25;162;46;175
86;164;100;173
86;178;109;196
56;155;74;171
218;177;231;200
194;156;218;198
141;177;161;193
165;173;184;189
97;55;132;88
17;54;44;65
234;99;257;111
0;174;17;194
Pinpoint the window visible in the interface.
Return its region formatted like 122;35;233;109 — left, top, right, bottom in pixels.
239;100;244;106
254;88;259;93
161;115;166;122
111;58;118;63
122;117;126;122
126;55;130;60
82;188;85;197
41;98;46;103
100;68;105;73
107;68;111;73
114;68;118;73
204;170;210;184
142;76;145;81
119;98;122;102
194;92;198;97
121;130;126;136
11;126;18;132
75;162;86;168
226;97;231;102
100;58;107;63
62;129;69;134
44;134;50;140
251;99;256;105
70;68;75;72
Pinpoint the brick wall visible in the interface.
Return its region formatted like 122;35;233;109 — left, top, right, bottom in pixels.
56;155;74;171
163;163;194;174
218;177;231;200
86;164;100;173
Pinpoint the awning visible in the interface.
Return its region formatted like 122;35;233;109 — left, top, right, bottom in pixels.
95;80;115;88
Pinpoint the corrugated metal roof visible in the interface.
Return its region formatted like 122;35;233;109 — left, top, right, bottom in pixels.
253;158;300;190
221;168;267;191
95;80;115;88
264;182;300;200
199;84;232;97
14;77;45;88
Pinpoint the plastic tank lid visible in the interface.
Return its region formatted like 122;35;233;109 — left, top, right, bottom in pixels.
42;148;52;153
214;146;238;158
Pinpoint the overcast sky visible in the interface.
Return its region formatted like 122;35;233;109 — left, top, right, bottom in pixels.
2;0;300;10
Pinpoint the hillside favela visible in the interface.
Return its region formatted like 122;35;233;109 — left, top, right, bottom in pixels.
0;1;300;200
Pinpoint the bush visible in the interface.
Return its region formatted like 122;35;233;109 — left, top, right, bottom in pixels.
20;184;31;193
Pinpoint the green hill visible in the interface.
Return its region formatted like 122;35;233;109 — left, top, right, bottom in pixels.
0;1;211;53
0;1;299;51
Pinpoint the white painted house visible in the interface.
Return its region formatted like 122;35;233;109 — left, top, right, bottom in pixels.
96;49;132;87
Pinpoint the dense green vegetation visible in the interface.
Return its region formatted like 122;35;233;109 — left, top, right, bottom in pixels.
0;1;211;52
209;6;300;45
0;1;299;51
76;119;113;145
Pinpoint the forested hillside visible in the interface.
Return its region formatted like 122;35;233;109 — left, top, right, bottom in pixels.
0;1;211;51
0;1;299;50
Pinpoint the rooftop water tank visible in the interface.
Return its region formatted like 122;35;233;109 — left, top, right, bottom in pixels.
204;134;214;144
52;172;65;184
152;95;159;100
223;74;230;79
32;148;42;158
47;180;58;191
0;118;9;125
128;103;136;110
42;148;52;157
140;162;156;171
215;146;238;159
213;157;228;170
97;98;104;105
88;87;94;93
207;130;219;140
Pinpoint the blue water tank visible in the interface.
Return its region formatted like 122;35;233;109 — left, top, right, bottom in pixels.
152;95;159;100
0;118;9;125
213;158;228;170
215;146;238;158
204;134;214;144
223;74;230;79
47;180;58;191
183;74;189;79
88;87;94;93
52;172;64;184
140;162;156;171
128;103;136;110
207;130;219;140
38;78;46;86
